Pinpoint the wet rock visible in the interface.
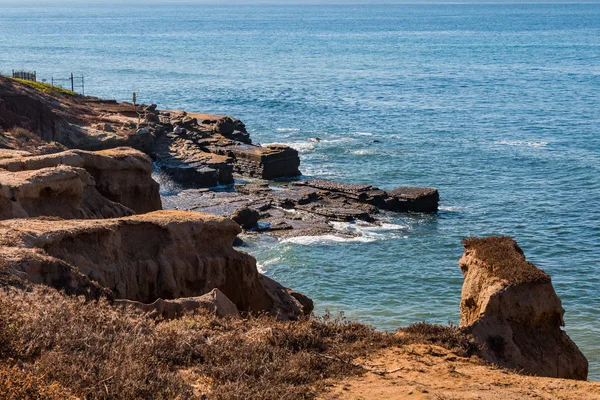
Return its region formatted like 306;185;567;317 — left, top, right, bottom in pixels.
459;236;588;380
231;205;260;229
295;179;439;213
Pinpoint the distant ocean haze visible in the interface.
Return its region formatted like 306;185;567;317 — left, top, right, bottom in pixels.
1;2;599;379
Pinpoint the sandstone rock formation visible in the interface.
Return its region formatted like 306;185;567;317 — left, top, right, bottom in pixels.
0;165;133;220
115;288;241;319
1;77;301;186
0;211;312;320
0;147;161;216
459;236;588;380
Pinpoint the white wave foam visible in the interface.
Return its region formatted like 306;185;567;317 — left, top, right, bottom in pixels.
494;140;548;148
320;137;356;143
350;149;377;156
256;262;266;273
280;220;409;245
281;234;376;245
351;131;374;136
256;256;282;273
439;206;462;212
275;127;300;132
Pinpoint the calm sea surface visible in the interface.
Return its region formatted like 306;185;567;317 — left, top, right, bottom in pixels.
1;2;599;379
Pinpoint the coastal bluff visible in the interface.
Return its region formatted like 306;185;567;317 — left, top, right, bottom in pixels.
1;77;596;399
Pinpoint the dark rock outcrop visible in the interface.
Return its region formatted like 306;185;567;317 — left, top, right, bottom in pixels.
164;179;438;238
231;205;260;230
459;236;588;380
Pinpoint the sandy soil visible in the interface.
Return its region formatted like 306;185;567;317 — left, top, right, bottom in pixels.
322;345;600;400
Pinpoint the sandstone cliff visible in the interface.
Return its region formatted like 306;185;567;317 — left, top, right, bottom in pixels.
0;147;161;218
459;236;588;380
0;210;311;320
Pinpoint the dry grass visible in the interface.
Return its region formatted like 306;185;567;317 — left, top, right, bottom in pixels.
461;236;550;284
0;286;477;400
397;322;479;357
1;127;67;154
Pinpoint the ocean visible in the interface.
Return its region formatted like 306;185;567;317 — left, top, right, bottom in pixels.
1;2;599;379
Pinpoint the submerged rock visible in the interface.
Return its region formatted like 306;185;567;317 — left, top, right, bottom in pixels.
459;236;588;380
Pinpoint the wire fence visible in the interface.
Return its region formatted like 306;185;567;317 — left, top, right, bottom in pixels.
51;73;85;95
12;70;37;82
2;69;85;95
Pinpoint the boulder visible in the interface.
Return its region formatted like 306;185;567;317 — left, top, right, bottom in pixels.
259;275;314;320
0;210;312;320
231;205;260;229
459;236;588;380
115;288;240;319
214;116;236;136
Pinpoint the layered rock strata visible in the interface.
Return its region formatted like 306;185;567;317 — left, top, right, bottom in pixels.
459;236;588;380
163;180;439;237
0;78;301;185
0;211;312;320
0;147;162;216
0;165;133;220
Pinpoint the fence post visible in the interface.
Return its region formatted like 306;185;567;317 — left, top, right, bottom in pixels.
70;73;74;92
82;75;85;96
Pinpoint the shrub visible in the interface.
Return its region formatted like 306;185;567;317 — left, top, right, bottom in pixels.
0;286;477;399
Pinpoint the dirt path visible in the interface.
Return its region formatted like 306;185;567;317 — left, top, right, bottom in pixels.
322;345;600;400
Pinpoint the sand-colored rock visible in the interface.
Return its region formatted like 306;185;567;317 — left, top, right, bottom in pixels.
0;210;312;319
72;148;162;213
115;288;240;319
458;236;588;380
0;147;162;214
0;166;133;220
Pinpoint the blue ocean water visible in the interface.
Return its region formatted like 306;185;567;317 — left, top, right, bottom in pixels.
1;3;599;379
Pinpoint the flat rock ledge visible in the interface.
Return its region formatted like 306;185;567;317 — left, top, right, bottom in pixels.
459;236;588;380
164;179;439;238
0;210;312;320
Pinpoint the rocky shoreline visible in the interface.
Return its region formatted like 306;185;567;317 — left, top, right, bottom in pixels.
0;77;596;398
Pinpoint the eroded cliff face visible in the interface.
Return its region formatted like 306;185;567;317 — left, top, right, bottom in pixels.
459;236;588;380
0;211;311;320
0;165;133;220
0;147;161;218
